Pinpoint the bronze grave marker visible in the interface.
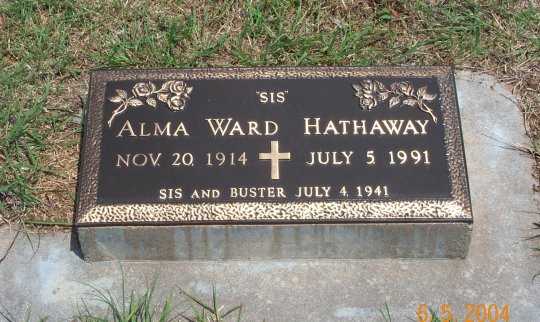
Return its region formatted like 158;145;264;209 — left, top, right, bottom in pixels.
76;66;472;260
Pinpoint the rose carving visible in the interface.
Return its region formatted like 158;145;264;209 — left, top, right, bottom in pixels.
107;80;193;127
132;82;153;97
169;81;188;94
353;79;438;123
393;81;415;96
167;95;186;111
360;96;378;110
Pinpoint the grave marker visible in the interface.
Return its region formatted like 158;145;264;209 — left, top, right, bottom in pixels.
76;66;472;260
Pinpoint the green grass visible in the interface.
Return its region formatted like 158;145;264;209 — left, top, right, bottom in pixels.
1;269;245;321
0;305;48;322
78;0;537;68
76;273;178;321
380;302;393;321
0;0;538;225
3;271;456;321
0;0;539;319
0;0;82;222
179;285;244;322
1;286;452;322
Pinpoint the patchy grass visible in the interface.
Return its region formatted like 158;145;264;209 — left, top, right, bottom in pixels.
179;285;244;322
0;0;538;225
76;273;179;321
3;269;456;321
1;271;244;321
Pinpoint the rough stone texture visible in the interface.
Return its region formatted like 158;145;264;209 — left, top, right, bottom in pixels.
78;222;472;261
0;71;539;321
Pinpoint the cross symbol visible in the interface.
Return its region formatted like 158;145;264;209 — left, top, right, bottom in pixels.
259;140;291;180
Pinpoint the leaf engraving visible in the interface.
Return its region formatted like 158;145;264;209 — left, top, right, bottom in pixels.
423;93;437;101
389;96;400;109
128;98;143;106
146;97;157;108
417;86;427;98
378;92;389;101
116;89;128;98
109;96;123;103
157;93;169;103
403;98;418;107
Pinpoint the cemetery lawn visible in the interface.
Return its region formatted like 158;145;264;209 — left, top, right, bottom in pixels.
0;0;538;226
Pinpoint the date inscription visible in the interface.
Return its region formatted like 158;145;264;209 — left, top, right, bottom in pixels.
115;149;431;168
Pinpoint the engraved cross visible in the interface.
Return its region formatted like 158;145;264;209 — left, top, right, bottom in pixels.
259;140;291;180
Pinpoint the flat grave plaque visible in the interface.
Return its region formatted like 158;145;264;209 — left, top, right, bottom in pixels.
76;66;472;260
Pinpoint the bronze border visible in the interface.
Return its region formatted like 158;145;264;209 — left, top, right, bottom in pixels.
76;66;472;225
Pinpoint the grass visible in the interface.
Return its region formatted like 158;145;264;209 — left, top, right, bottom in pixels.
4;2;537;317
0;0;83;224
0;269;246;321
380;302;393;321
1;0;540;286
179;285;244;322
0;0;538;225
75;266;244;322
76;273;179;321
0;0;539;293
1;296;451;322
2;271;454;321
0;306;48;322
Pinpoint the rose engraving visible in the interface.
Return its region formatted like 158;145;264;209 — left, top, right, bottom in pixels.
352;80;438;123
107;80;193;127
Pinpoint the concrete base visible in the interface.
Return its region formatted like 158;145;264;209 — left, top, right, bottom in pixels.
77;67;473;261
78;222;472;260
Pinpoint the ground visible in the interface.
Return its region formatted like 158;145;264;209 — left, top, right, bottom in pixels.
0;0;538;224
0;1;539;321
1;71;539;321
